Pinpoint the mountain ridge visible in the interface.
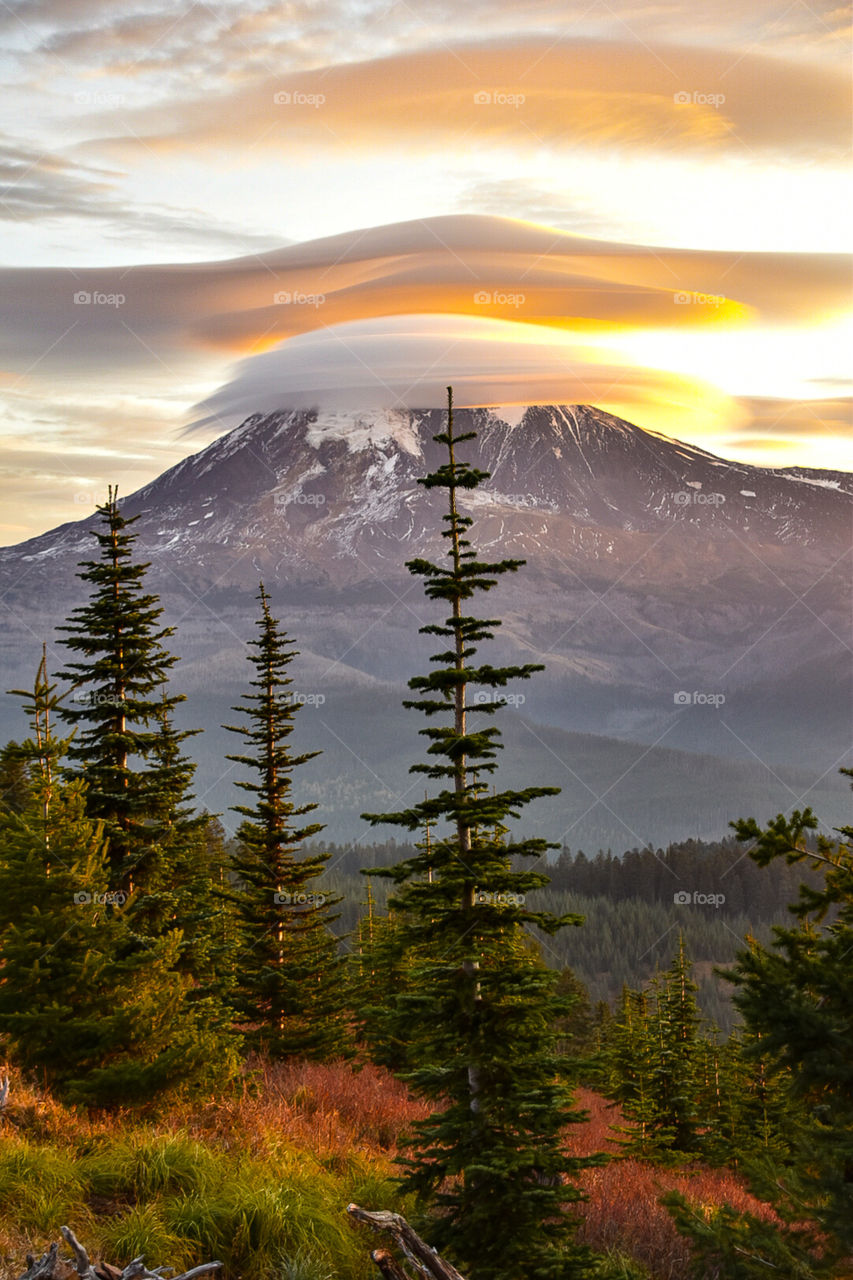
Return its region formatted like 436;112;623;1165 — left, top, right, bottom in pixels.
0;404;849;845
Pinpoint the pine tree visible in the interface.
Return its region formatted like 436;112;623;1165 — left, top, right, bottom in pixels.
0;656;238;1106
146;694;236;999
602;985;660;1158
599;942;703;1161
349;888;414;1070
55;488;193;898
650;937;701;1156
667;780;853;1275
224;584;348;1060
0;740;32;815
362;388;601;1280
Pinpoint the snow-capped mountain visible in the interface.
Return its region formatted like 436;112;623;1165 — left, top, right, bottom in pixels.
0;406;850;846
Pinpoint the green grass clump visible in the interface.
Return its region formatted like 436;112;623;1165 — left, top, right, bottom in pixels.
0;1140;88;1233
97;1202;192;1273
82;1130;218;1201
0;1127;391;1279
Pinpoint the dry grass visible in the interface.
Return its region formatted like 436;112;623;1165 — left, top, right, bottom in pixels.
0;1064;785;1280
178;1057;431;1157
567;1088;782;1279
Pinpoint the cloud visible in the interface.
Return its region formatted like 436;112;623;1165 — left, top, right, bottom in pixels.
0;136;284;255
0;214;846;379
0;214;847;542
708;396;853;469
190;312;744;442
5;2;849;83
92;39;851;163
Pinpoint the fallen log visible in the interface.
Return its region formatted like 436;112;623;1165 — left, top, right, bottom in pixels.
16;1227;223;1280
347;1205;468;1280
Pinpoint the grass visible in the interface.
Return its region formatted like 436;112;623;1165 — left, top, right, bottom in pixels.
0;1060;413;1279
0;1063;787;1280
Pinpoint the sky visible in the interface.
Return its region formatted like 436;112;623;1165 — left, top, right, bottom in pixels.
0;0;850;542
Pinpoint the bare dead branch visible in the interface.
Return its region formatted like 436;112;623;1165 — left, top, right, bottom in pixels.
347;1205;468;1280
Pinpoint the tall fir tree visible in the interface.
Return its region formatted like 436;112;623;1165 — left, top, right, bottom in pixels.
362;388;602;1280
224;584;348;1060
0;655;238;1106
601;985;660;1158
55;488;196;901
349;885;414;1070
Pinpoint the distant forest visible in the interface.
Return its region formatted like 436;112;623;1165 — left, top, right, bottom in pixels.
316;833;823;1031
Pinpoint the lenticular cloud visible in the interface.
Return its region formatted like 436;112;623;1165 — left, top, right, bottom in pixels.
190;313;736;436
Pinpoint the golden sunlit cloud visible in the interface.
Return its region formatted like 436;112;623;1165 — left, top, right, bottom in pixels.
191;313;746;443
0;216;848;541
93;40;851;163
0;216;846;376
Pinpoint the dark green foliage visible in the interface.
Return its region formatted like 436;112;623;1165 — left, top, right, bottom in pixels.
362;388;601;1280
666;778;853;1274
599;986;660;1158
0;657;238;1106
55;488;196;897
0;740;32;815
348;885;413;1070
648;938;701;1155
663;1192;837;1279
553;966;596;1067
597;941;724;1162
225;584;348;1061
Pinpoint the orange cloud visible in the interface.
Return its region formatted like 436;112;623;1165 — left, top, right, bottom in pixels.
191;312;746;444
91;39;851;161
0;216;845;378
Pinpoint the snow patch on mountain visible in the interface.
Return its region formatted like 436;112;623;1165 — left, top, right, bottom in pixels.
304;409;423;456
778;473;842;491
489;405;527;428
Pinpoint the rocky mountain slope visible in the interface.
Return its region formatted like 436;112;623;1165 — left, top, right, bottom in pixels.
0;405;849;845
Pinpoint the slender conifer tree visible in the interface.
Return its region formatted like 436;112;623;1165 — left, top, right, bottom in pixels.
225;584;348;1060
363;388;601;1280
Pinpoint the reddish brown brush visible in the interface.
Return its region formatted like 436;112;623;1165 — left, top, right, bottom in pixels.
180;1056;430;1158
565;1089;782;1279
